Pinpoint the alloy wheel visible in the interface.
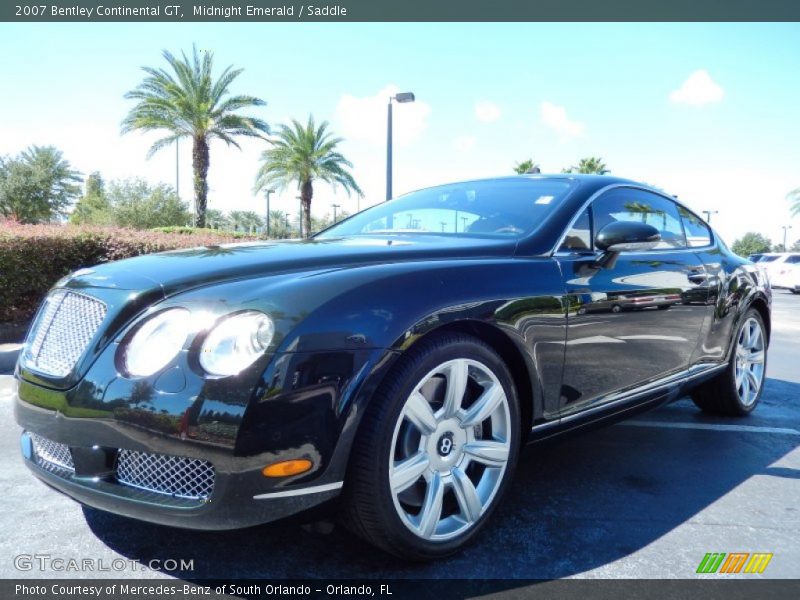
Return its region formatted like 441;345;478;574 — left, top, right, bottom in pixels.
388;358;511;541
734;317;766;406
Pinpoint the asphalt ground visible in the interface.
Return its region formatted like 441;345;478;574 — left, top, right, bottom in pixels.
0;291;798;581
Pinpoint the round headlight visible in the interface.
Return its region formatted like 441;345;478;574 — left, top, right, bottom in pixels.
199;311;275;377
124;308;191;377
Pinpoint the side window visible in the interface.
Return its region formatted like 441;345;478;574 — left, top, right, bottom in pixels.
785;255;800;264
592;189;687;250
559;207;592;252
678;206;713;247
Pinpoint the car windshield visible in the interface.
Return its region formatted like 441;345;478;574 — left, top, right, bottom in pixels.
317;178;575;239
758;256;780;263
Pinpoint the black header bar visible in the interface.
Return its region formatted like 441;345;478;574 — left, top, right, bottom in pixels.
3;0;800;23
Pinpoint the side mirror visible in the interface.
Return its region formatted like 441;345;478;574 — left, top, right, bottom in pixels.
595;221;661;253
592;221;661;269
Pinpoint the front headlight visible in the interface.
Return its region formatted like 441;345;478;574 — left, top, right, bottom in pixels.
124;308;191;377
199;311;275;377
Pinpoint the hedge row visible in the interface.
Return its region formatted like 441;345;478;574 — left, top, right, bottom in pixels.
0;221;256;322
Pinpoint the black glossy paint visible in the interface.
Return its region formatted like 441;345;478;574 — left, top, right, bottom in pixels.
14;174;771;529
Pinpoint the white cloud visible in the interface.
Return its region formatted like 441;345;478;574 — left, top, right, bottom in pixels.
453;135;477;152
540;101;584;140
669;70;725;106
335;85;431;147
475;101;501;123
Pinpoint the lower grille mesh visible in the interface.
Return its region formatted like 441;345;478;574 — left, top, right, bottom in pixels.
116;449;215;500
25;433;215;502
30;432;75;473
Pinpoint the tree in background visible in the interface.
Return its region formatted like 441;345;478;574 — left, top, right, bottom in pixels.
205;208;231;230
228;210;264;234
266;209;294;239
310;209;352;235
513;159;540;174
0;146;81;223
122;46;269;228
254;115;362;238
731;232;772;257
108;179;191;229
564;157;610;174
70;172;112;225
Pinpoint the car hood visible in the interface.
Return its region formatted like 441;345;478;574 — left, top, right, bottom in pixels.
60;235;518;297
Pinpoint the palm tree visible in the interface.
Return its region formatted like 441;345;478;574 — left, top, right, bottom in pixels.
513;159;540;174
122;46;268;228
229;210;263;233
566;157;610;174
254;115;363;238
789;188;800;217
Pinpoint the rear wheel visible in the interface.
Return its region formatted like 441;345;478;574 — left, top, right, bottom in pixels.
691;308;767;416
342;333;520;560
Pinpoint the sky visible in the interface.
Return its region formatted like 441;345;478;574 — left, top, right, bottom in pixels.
0;22;799;245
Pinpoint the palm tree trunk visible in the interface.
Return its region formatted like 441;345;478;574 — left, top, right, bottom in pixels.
301;179;313;239
192;135;210;228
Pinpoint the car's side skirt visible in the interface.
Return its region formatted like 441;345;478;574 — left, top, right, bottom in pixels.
528;362;727;442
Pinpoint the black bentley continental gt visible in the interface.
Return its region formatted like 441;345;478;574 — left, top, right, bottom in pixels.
15;175;770;559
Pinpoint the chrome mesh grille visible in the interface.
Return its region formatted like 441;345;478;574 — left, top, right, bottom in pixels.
30;432;75;474
116;450;215;500
26;290;107;377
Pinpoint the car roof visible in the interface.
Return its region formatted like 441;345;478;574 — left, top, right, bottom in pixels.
401;173;652;199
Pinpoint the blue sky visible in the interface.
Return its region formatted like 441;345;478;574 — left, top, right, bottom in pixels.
1;22;799;244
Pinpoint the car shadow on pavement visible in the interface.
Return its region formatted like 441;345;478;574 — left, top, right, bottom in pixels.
83;378;800;584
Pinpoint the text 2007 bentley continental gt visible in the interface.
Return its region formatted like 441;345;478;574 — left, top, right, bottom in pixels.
15;175;770;559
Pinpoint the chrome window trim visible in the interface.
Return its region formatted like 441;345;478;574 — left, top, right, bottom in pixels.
551;183;716;257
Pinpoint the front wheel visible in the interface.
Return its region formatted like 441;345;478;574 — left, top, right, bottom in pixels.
691;308;767;416
342;333;520;560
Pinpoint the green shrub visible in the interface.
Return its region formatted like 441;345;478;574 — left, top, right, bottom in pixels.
0;220;257;322
151;226;250;238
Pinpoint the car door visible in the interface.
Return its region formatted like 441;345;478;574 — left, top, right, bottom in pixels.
555;187;711;417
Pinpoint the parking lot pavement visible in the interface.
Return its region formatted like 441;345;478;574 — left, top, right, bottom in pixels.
1;291;797;581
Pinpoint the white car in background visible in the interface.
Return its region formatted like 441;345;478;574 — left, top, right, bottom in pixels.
755;253;798;283
770;254;800;293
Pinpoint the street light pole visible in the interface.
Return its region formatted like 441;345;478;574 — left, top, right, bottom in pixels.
702;210;718;223
386;91;416;201
176;138;180;201
782;225;793;251
386;100;392;201
264;189;275;238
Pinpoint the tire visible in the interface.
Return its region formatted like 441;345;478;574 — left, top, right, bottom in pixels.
691;308;767;416
341;332;521;560
657;304;670;310
611;304;622;313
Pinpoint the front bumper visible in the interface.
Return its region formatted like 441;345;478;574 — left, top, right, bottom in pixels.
15;395;342;530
